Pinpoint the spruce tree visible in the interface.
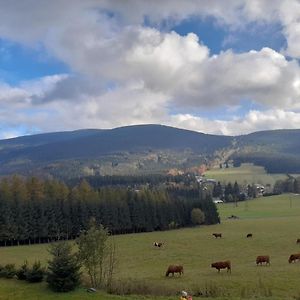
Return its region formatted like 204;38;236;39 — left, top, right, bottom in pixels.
26;261;45;283
47;242;81;292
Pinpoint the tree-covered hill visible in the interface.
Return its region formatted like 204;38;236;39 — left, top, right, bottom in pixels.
237;129;300;154
232;129;300;173
1;125;300;177
0;125;232;162
0;125;232;178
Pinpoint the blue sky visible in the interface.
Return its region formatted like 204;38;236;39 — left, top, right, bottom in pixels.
0;39;68;85
172;16;286;54
0;1;300;138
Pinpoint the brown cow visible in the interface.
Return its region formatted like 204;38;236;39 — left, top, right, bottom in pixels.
165;265;184;277
288;253;300;263
212;233;222;238
246;233;253;238
256;255;270;266
296;238;300;244
211;261;231;273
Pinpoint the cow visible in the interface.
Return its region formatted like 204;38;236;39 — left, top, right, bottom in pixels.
153;242;163;248
288;253;300;263
211;261;231;273
246;233;253;238
296;238;300;244
212;233;222;238
165;265;184;277
256;255;270;266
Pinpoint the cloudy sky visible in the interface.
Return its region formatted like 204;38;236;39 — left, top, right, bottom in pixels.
1;0;300;138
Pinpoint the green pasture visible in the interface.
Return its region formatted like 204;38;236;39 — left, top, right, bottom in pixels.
0;280;171;300
1;194;300;299
219;193;300;219
204;163;290;186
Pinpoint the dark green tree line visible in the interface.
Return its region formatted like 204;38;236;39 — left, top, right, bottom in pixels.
0;176;219;246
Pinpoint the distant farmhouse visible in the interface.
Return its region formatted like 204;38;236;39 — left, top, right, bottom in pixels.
195;175;216;185
254;184;265;197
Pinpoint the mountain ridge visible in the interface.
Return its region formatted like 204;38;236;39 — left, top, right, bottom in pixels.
0;124;300;178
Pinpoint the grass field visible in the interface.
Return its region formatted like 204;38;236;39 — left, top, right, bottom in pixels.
204;163;291;186
1;194;300;299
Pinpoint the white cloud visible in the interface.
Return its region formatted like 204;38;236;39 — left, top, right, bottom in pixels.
1;73;300;137
0;83;28;103
0;1;298;59
0;1;300;136
0;78;168;133
177;47;300;109
30;23;300;112
169;109;300;136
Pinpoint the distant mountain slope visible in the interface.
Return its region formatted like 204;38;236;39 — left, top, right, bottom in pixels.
238;129;300;155
0;129;103;149
1;125;300;178
232;129;300;173
0;125;232;162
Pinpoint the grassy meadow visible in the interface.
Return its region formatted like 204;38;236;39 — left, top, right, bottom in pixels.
204;163;290;186
1;194;300;299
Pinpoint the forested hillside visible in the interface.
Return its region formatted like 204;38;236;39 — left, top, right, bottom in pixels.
0;176;219;246
1;125;300;177
0;125;232;178
232;129;300;173
0;125;231;162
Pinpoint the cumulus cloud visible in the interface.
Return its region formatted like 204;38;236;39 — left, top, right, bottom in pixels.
0;1;299;60
0;75;67;104
1;72;300;138
177;47;300;109
17;23;300;111
0;78;168;135
169;109;300;136
0;1;300;137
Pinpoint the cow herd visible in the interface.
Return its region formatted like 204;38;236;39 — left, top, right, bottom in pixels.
159;234;300;277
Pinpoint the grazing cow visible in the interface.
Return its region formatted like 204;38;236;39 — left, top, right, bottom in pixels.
212;233;222;238
296;239;300;244
246;233;253;238
153;242;163;248
165;265;184;277
211;261;231;273
288;253;300;263
256;255;270;266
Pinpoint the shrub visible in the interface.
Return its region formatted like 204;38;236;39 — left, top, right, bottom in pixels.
16;261;29;280
0;264;16;279
191;208;205;225
26;261;45;283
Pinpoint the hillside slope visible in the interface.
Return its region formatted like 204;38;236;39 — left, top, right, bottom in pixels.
0;125;232;162
0;125;232;178
1;125;300;178
232;129;300;173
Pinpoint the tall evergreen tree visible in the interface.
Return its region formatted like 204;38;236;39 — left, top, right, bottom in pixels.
47;242;81;292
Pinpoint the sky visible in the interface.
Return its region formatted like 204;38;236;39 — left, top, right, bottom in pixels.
1;1;300;138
